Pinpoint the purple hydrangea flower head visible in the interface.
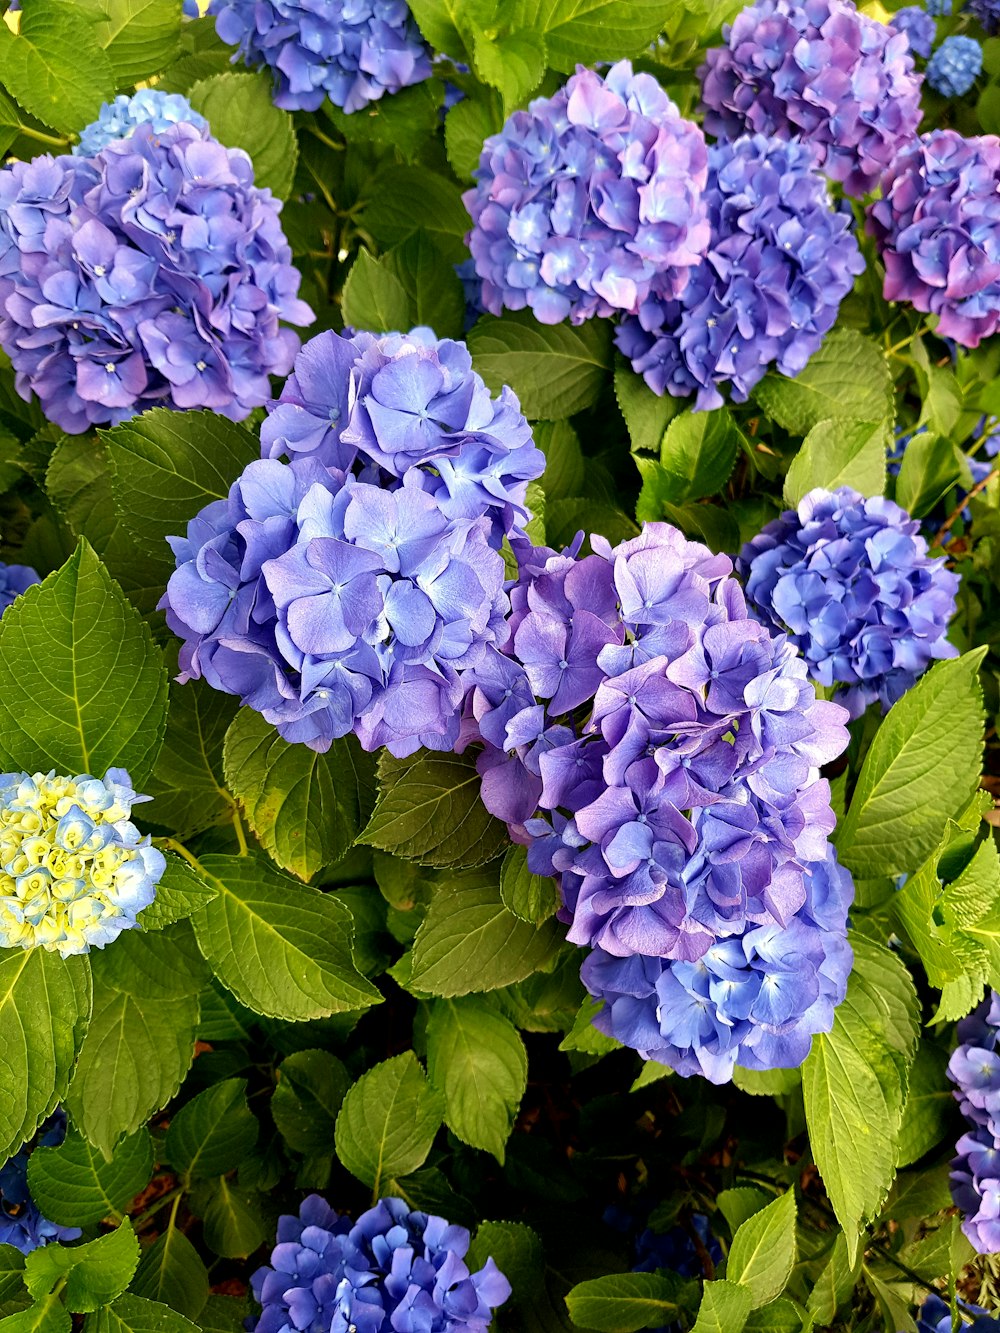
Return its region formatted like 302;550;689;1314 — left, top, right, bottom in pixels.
0;562;39;616
0;123;312;432
464;522;852;1081
699;0;923;198
739;486;959;717
0;1114;82;1254
0;769;165;957
206;0;432;114
74;91;208;156
968;0;1000;32
250;1194;510;1333
918;1296;1000;1333
615;134;864;409
892;5;936;56
162;455;510;757
260;327;543;547
948;992;1000;1253
927;34;983;94
463;61;710;325
868;129;1000;348
927;0;951;11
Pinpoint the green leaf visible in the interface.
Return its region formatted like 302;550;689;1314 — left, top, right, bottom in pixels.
335;1051;443;1192
129;1228;208;1322
165;1078;259;1181
97;924;210;1001
405;0;473;55
691;1281;753;1333
272;1049;350;1155
361;750;507;870
426;998;527;1163
805;1234;860;1325
0;1300;70;1333
342;232;465;341
85;1294;200;1333
895;430;967;518
188;72;297;198
802;936;919;1261
783;418;888;507
323;82;445;164
635;409;741;515
726;1190;796;1309
518;0;674;71
546;498;639;549
0;1247;25;1307
26;1129;153;1227
0;950;91;1160
467;1222;543;1307
499;846;559;925
0;0;114;135
753;331;893;436
146;681;238;843
65;968;198;1159
896;1043;953;1169
75;0;183;84
0;540;168;784
191;854;382;1020
468;312;613;419
25;1221;139;1313
559;996;621;1056
445;95;502;181
196;1297;248;1333
472;29;546;111
743;1298;806;1333
192;1179;266;1260
359;167;469;262
837;650;986;878
409;879;563;996
223;708;373;882
614;362;684;455
715;1188;771;1236
534;420;586;502
565;1272;687;1333
137;855;218;932
102;409;258;566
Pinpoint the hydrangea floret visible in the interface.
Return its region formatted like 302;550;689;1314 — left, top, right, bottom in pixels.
0;562;40;617
0;121;312;433
739;486;960;718
163;328;538;758
0;769;165;957
926;34;983;95
463;60;710;325
948;991;1000;1253
0;1114;81;1254
891;5;936;57
251;1193;510;1333
699;0;923;198
868;129;1000;348
206;0;432;114
74;90;208;156
615;134;864;409
463;522;854;1083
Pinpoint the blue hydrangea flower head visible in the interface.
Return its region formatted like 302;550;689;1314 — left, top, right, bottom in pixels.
892;5;936;56
615;134;864;409
464;60;710;325
74;91;208;156
918;1295;1000;1333
949;993;1000;1253
207;0;432;114
968;0;1000;31
0;1114;82;1254
466;522;853;1082
699;0;923;198
927;34;983;94
926;0;951;12
0;562;39;617
251;1194;510;1332
0;124;312;433
739;486;959;717
0;769;165;957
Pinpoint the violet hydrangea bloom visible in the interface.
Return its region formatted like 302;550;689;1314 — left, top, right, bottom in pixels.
918;1296;1000;1333
0;123;312;433
463;523;853;1082
699;0;923;198
0;1114;81;1254
615;134;864;409
968;0;1000;32
891;5;936;56
740;486;959;718
260;327;543;547
0;561;39;616
207;0;432;114
74;90;208;156
868;129;1000;348
251;1194;510;1333
926;34;983;94
948;992;1000;1253
463;61;710;325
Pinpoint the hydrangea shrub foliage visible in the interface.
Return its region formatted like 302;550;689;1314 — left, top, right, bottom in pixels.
0;0;996;1331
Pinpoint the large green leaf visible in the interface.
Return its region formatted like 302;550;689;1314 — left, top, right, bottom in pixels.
147;680;238;842
635;409;742;514
0;0;114;135
783;418;888;507
837;650;986;877
565;1273;690;1333
361;750;507;870
0;949;91;1160
690;1281;753;1333
191;855;382;1020
223;709;371;882
468;312;613;419
895;431;967;519
25;1221;139;1313
27;1129;153;1227
335;1052;443;1193
753;331;893;436
341;233;465;341
0;541;168;784
189;72;297;198
165;1079;258;1181
86;1294;199;1333
358;167;469;262
426;998;527;1163
97;924;210;1001
499;846;559;925
75;0;183;84
129;1228;208;1322
272;1050;350;1156
726;1191;796;1309
193;1178;266;1260
514;0;674;70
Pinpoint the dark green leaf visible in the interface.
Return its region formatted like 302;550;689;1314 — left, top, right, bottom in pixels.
753;331;893;436
147;680;239;842
27;1129;153;1227
189;72;297;198
129;1228;208;1322
138;855;219;932
25;1221;139;1313
566;1272;687;1333
499;846;559;925
191;1179;266;1260
335;1051;443;1192
86;1294;199;1333
97;923;210;1001
635;409;741;513
165;1078;258;1181
468;312;613;419
272;1049;350;1156
359;167;468;262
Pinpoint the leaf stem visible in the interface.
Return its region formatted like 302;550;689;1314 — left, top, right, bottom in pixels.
231;807;249;857
940;468;999;544
158;837;205;874
131;1185;184;1231
15;126;71;149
